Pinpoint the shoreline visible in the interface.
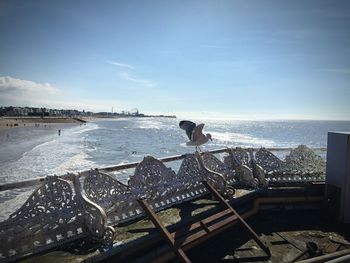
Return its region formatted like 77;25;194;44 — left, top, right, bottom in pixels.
0;117;91;130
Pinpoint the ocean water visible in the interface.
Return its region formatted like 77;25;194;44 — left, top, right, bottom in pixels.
0;118;350;220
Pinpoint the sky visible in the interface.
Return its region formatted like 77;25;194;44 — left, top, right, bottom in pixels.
0;0;350;120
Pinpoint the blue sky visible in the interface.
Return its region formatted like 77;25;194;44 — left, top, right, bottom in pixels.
0;0;350;120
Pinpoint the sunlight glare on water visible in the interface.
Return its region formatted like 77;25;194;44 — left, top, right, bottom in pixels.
0;118;350;220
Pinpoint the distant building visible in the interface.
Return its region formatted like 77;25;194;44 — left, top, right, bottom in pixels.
0;106;175;118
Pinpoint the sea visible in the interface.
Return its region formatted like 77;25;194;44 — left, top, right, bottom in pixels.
0;117;350;221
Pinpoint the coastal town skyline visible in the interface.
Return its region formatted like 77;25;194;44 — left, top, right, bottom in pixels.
1;1;350;120
0;105;176;118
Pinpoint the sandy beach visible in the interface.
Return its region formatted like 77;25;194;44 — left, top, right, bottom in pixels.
0;117;89;130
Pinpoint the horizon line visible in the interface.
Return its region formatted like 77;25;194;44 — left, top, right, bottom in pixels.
1;105;350;122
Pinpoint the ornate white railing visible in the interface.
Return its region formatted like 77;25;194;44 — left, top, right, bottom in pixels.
0;145;326;262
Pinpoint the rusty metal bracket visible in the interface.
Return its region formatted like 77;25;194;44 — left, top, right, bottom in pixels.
137;198;191;263
202;180;272;258
137;181;271;263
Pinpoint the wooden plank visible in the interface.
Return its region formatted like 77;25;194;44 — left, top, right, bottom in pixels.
202;180;271;257
137;198;191;263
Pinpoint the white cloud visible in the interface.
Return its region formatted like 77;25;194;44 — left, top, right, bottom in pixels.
0;76;58;94
107;60;134;69
0;76;134;112
0;76;61;108
119;72;156;87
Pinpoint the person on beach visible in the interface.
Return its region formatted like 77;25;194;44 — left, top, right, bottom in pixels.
58;129;61;136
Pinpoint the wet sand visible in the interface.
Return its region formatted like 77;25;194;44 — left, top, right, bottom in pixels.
0;118;95;221
0;117;88;130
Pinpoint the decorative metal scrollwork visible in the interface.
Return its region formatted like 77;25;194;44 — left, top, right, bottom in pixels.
196;152;232;196
0;145;326;262
129;156;176;200
0;176;86;261
285;145;326;174
224;148;259;188
84;169;131;210
202;152;236;184
254;145;326;182
248;149;268;188
255;148;288;174
73;174;116;244
176;154;204;191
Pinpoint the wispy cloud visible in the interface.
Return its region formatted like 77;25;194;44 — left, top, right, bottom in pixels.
107;60;134;69
119;72;156;87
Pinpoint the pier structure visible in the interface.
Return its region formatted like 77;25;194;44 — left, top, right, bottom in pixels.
0;145;340;263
